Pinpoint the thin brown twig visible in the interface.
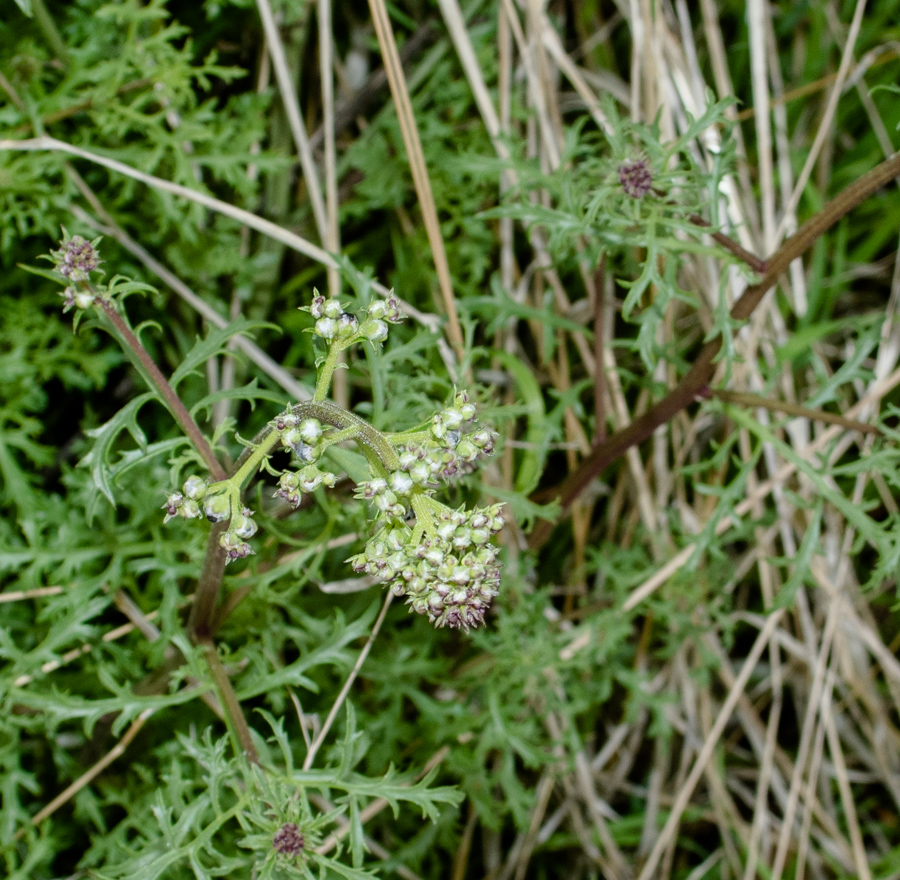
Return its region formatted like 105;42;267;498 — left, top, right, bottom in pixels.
712;389;881;435
529;150;900;547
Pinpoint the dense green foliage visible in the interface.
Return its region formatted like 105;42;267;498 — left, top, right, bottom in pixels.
3;1;900;878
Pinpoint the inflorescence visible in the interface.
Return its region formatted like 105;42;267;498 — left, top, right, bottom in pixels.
160;292;503;631
48;230;505;631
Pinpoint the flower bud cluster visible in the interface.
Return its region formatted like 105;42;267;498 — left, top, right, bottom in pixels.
51;235;101;282
347;504;504;631
162;475;257;564
617;158;653;199
410;391;497;482
162;475;210;523
306;293;403;345
219;506;257;562
269;410;338;509
60;286;96;312
274;465;337;509
273;411;325;463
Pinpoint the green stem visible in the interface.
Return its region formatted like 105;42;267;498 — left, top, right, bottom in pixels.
200;638;259;765
31;0;69;68
314;343;344;403
230;400;400;482
96;297;226;481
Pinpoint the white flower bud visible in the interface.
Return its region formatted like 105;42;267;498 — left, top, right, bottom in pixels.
182;476;208;500
74;290;96;309
203;493;231;523
390;472;413;495
298;419;323;443
442;408;464;430
231;509;257;539
367;300;388;320
323;298;343;319
314;317;337;339
180;499;202;519
409;462;431;484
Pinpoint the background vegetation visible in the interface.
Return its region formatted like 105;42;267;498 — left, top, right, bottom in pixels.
2;0;900;878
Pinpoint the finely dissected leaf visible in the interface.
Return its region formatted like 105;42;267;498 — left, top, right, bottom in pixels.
170;317;278;390
80;391;156;509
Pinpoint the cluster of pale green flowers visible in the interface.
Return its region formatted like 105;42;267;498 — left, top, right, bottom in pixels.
347;391;502;631
163;293;503;629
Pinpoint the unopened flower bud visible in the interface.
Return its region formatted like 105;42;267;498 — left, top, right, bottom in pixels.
360;319;389;343
367;300;387;320
220;530;253;563
72;290;95;309
230;509;257;539
337;312;359;338
182;476;208;500
314;317;337;339
323;298;343;319
180;498;201;519
390;472;413;495
298;419;322;443
162;492;184;522
385;294;403;323
409;461;431;484
309;294;326;318
274;412;298;431
203;492;231;523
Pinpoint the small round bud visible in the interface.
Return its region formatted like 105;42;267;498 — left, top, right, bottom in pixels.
337;312;359;338
298;419;323;443
367;300;388;320
180;498;202;519
390;472;413;495
360;319;389;343
409;462;431;484
385;294;403;323
182;476;208;500
230;509;257;539
323;298;343;319
314;317;337;339
309;294;326;318
73;290;95;309
162;492;183;522
203;492;231;523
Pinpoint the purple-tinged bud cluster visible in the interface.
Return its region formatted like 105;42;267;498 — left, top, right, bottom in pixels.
59;286;96;313
306;292;405;347
51;235;100;282
273;412;325;463
162;475;209;523
274;465;337;509
162;475;259;565
348;504;504;631
617;158;653;199
219;507;257;563
273;822;304;857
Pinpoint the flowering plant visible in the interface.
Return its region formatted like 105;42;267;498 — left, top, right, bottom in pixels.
47;234;503;632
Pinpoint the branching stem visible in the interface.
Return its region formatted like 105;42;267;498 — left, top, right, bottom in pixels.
529;150;900;547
